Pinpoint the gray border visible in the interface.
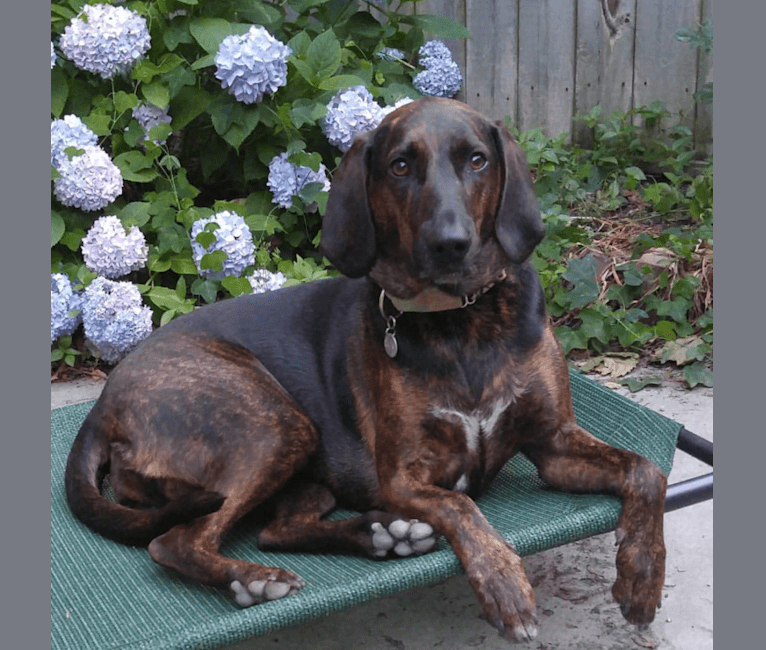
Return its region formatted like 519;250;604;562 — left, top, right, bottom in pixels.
715;2;756;646
3;2;50;648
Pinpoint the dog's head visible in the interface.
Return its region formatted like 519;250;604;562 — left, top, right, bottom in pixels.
321;97;544;298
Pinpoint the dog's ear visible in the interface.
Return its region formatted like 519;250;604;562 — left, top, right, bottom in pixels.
320;134;377;278
491;123;546;264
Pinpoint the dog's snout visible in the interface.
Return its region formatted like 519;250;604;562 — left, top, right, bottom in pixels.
424;212;474;267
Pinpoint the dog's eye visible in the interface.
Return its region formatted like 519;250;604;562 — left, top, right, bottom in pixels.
470;153;488;171
390;159;410;177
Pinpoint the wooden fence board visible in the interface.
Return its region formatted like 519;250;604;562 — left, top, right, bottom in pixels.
574;0;637;146
464;0;519;122
517;0;576;138
634;0;700;130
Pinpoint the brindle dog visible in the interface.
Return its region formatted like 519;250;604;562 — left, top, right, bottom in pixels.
65;97;666;643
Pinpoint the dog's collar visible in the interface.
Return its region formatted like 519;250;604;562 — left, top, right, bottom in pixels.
378;269;507;358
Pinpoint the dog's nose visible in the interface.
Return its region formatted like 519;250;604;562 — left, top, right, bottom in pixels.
426;215;473;267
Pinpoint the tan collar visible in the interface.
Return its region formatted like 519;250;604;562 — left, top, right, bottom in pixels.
386;286;466;313
376;270;508;358
381;269;508;314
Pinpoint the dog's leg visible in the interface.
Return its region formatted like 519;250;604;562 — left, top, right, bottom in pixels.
522;422;667;627
258;481;439;559
148;501;306;607
379;481;539;643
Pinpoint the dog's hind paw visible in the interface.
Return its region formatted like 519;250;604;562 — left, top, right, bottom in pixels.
371;519;437;558
230;575;304;607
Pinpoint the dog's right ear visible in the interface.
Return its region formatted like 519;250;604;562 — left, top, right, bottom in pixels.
320;134;377;278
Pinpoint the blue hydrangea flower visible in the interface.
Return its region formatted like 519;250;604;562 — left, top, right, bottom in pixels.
190;211;255;280
267;152;331;211
377;47;406;62
81;215;148;279
81;277;153;363
51;115;98;169
414;58;462;98
247;269;287;294
59;4;151;79
51;41;56;69
418;40;453;63
132;103;172;145
414;40;462;98
214;26;292;104
53;145;123;212
51;273;82;343
323;86;386;152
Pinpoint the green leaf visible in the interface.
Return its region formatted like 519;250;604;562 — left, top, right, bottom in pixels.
211;103;260;150
113;91;139;114
200;250;226;272
147;251;172;272
655;296;691;324
318;74;368;92
562;255;600;309
51;211;65;247
195;231;217;248
222;276;253;296
306;29;342;80
145;286;188;311
170;254;199;276
189;17;232;54
289;98;326;129
578;308;608;345
683;362;713;388
51;67;68;118
287;31;312;57
191;278;220;304
401;14;472;40
163;16;195;51
113;151;159;183
191;53;216;70
554;326;588;354
170;86;212;130
117;202;152;228
620;376;664;392
141;81;170;108
59;228;85;252
81;112;112;136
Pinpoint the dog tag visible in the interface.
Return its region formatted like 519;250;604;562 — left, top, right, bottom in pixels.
384;331;398;358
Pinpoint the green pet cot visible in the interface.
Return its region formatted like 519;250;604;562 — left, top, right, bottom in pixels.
51;370;713;650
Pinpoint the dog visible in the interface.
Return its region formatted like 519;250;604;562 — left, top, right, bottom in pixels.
65;97;666;643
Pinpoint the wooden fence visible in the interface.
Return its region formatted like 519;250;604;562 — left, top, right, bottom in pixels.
410;0;713;152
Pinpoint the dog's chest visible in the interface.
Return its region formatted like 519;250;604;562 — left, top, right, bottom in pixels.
425;390;521;493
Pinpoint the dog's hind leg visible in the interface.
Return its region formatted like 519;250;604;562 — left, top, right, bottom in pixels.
148;498;307;607
257;481;439;559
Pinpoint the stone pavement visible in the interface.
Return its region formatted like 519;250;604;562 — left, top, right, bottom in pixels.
51;377;713;650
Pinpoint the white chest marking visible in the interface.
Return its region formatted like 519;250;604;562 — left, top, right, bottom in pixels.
430;398;512;452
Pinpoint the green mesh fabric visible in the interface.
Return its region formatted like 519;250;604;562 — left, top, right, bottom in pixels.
51;370;681;649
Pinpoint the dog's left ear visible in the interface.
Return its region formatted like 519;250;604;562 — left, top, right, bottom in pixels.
491;123;546;264
320;134;377;278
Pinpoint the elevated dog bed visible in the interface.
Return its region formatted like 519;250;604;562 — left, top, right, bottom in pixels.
51;370;711;650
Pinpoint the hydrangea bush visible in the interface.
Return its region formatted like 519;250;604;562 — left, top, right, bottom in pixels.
51;0;469;365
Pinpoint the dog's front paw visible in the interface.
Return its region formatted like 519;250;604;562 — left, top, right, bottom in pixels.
467;541;538;643
229;570;305;607
370;519;438;558
612;526;666;626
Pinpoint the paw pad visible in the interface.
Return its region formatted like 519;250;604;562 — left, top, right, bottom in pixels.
371;519;437;558
230;577;302;607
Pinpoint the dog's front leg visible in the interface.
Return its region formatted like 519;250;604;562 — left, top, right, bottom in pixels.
381;481;539;643
522;423;667;627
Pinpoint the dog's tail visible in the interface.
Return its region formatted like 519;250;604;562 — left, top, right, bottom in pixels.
64;408;225;547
